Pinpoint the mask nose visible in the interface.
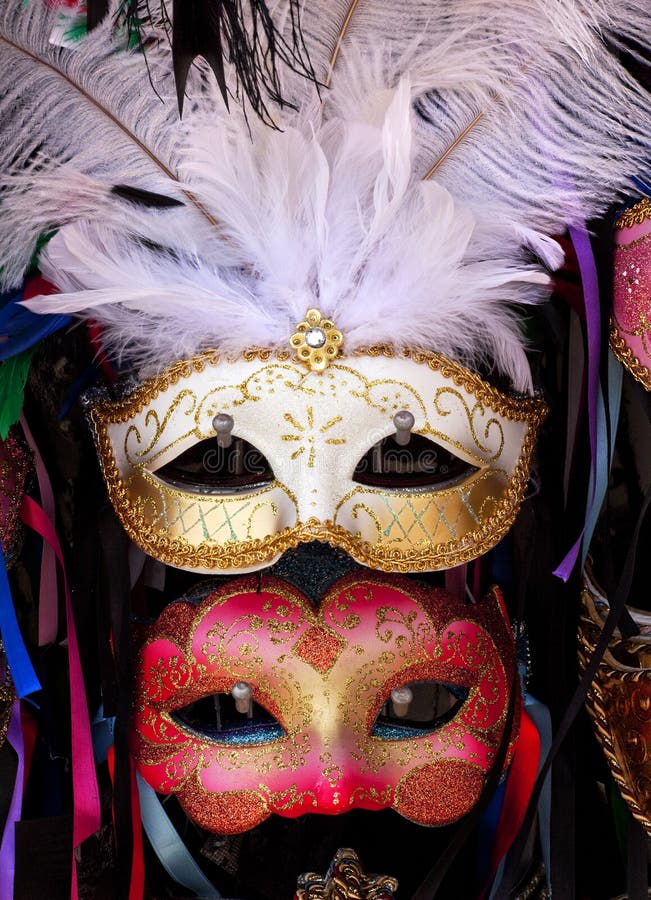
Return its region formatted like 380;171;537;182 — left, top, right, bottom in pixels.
266;541;361;604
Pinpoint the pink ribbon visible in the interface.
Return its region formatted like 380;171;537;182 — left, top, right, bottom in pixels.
20;495;100;897
19;415;58;645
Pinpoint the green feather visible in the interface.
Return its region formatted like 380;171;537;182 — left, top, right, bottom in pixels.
0;348;34;439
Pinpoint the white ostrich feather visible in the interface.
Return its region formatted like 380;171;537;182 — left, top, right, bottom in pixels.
0;0;224;288
27;78;548;392
3;0;651;395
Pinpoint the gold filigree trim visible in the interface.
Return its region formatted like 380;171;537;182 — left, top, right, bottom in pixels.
610;325;651;391
615;198;651;231
92;345;546;426
296;847;398;898
578;577;651;836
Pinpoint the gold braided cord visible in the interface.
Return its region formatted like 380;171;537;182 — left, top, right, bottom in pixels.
610;326;651;391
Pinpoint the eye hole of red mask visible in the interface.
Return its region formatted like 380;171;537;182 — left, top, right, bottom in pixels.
371;680;469;739
171;691;286;745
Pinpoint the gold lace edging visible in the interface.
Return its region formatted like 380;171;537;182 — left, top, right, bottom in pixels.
93;346;546;425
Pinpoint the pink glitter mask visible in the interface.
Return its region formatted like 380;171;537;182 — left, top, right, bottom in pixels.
611;198;651;390
131;571;519;833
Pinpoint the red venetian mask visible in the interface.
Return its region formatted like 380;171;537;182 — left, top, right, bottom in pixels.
131;571;519;833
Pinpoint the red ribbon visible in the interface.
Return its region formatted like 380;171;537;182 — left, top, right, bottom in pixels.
481;709;541;897
20;495;100;898
107;747;145;900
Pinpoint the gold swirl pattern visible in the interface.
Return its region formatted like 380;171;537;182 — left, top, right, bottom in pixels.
615;198;651;230
90;349;546;573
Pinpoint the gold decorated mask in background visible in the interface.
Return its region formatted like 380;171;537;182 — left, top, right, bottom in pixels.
89;348;545;574
579;570;651;835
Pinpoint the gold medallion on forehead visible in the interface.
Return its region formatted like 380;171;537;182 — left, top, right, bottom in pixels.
290;309;344;372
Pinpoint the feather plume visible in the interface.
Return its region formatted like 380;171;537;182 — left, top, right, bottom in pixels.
25;77;548;392
293;1;651;237
2;0;651;396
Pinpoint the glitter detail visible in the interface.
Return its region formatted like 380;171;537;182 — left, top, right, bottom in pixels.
0;683;15;749
0;431;31;566
268;542;361;606
613;234;651;335
183;787;269;834
394;760;484;825
612;208;651;389
169;717;285;745
372;722;430;740
292;624;345;673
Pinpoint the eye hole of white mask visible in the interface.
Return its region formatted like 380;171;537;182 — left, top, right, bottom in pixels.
371;680;469;740
171;689;286;745
156;435;275;495
353;433;479;491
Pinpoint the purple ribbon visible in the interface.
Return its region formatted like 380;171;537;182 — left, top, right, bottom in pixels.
554;225;601;581
0;700;24;900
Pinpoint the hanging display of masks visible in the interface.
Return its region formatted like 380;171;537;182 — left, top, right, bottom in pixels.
1;0;651;896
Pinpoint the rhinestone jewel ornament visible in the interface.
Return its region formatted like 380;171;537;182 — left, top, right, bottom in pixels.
290;308;343;372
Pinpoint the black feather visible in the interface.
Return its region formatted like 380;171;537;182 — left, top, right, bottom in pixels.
110;184;184;208
124;0;318;123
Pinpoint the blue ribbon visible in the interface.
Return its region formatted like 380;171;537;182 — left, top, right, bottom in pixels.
136;773;222;898
581;349;623;566
91;705;115;764
479;779;507;885
0;544;40;697
0;289;70;362
92;710;221;897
